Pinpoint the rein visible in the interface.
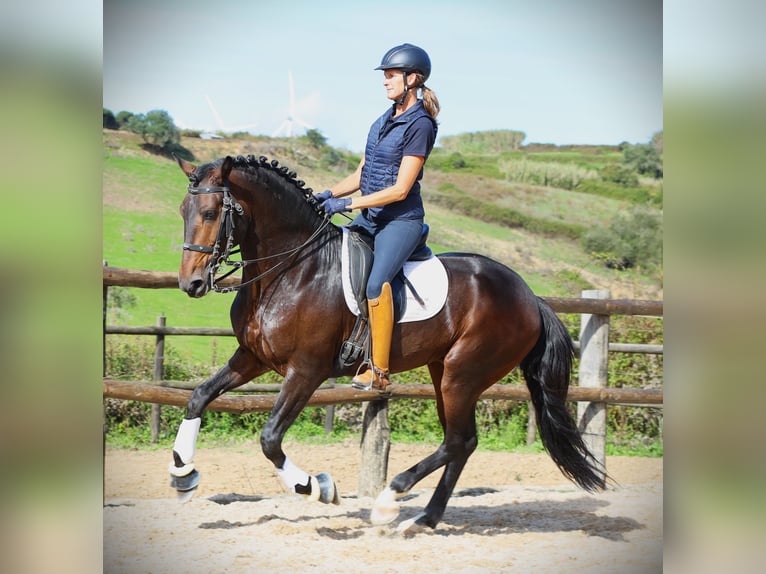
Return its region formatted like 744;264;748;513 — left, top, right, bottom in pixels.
183;183;331;293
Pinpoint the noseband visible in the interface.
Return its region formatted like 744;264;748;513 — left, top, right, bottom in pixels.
183;182;330;293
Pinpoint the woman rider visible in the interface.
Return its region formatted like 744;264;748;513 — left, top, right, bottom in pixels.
315;43;440;390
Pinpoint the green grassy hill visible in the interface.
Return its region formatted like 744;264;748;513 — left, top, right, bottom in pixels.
103;129;662;366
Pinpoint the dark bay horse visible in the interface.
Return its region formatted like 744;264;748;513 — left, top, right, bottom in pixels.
169;153;605;533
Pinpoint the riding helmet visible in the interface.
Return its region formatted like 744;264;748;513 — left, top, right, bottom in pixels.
375;43;431;82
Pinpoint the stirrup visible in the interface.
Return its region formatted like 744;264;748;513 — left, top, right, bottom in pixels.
351;363;390;392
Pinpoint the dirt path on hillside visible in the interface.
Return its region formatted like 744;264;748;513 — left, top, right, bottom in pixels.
104;441;662;573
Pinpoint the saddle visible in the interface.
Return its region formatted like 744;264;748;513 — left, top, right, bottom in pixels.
339;224;433;368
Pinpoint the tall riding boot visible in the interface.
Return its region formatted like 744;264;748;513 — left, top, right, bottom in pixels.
352;282;393;391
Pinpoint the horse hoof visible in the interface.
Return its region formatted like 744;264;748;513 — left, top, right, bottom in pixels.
170;469;201;503
396;512;429;536
176;486;198;503
370;487;402;525
315;472;341;505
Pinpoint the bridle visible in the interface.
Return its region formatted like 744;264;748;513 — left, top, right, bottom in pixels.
183;182;330;293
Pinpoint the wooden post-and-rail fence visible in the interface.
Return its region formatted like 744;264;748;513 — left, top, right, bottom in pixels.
103;266;663;495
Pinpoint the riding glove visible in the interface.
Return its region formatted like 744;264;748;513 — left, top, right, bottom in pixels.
312;189;333;203
321;197;352;216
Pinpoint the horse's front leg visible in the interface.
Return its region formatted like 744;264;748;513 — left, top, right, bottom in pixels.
260;369;340;505
169;347;266;501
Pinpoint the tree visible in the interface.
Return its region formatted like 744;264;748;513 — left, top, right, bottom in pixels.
126;109;180;150
621;142;663;179
304;128;327;148
103;108;119;130
115;111;134;129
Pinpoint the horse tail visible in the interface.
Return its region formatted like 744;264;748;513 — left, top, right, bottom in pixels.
520;297;606;492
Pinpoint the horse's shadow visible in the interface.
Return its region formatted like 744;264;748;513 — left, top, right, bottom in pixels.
415;497;643;541
199;490;646;541
382;487;646;541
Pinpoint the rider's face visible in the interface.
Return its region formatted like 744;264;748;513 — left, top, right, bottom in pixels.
383;69;409;102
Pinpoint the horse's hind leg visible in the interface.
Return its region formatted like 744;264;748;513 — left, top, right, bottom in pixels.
397;410;478;533
370;362;447;522
169;348;266;500
372;363;479;529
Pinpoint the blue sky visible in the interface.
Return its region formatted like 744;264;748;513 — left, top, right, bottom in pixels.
103;0;662;153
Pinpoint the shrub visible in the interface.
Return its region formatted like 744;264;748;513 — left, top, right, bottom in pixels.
499;158;598;190
428;183;585;240
604;315;664;453
582;205;662;270
576;179;656;204
428;150;502;178
105;286;137;323
320;148;347;170
600;163;639;187
440;130;526;153
105;336;204;382
448;152;466;169
622;142;663;178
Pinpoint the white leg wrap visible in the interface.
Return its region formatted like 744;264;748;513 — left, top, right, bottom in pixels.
370;487;405;525
277;457;316;498
172;417;201;464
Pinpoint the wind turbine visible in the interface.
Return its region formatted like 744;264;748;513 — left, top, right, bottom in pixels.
204;95;259;134
271;70;313;138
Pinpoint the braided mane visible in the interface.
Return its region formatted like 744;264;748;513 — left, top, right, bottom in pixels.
192;154;327;218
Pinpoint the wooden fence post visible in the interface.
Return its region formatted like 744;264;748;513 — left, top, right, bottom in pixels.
358;399;390;498
324;379;336;435
150;315;166;443
577;289;609;477
526;402;537;446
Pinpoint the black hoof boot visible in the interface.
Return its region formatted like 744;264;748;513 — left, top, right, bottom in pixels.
170;469;200;502
315;472;341;505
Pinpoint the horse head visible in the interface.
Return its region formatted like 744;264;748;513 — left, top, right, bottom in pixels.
174;153;333;298
175;155;241;297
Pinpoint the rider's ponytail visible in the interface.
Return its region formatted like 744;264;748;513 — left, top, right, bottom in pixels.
412;73;440;119
421;85;440;119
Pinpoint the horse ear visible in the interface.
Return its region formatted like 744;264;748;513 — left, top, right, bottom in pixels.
173;153;197;178
221;156;234;180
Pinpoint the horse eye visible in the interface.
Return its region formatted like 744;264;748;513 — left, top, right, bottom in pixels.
202;210;217;221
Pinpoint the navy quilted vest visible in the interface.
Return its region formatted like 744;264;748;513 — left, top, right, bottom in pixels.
359;101;436;221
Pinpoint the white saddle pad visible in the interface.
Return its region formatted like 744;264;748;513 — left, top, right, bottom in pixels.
341;227;448;323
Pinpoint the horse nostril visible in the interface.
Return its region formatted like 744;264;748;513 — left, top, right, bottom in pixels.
182;279;207;298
